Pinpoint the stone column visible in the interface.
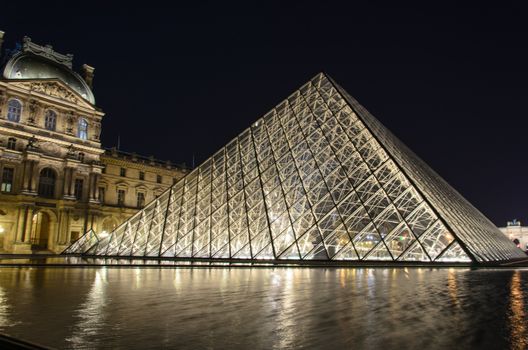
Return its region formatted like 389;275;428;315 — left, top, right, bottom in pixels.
29;160;39;194
21;153;40;195
89;172;100;203
23;207;36;244
57;209;70;245
64;210;72;244
12;205;32;254
69;169;76;198
87;172;94;201
62;167;72;199
21;161;31;192
14;206;27;242
94;180;100;202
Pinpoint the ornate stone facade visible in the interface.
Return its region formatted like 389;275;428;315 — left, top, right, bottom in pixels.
0;33;188;253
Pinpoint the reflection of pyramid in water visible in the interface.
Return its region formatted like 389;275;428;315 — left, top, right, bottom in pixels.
65;73;525;263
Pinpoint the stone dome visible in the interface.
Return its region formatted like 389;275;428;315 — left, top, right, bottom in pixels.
2;52;95;104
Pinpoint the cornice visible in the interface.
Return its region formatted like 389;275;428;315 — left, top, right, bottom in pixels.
100;155;186;175
0;79;102;115
0;125;104;154
22;36;74;68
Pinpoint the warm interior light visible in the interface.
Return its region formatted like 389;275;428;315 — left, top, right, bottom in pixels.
0;226;4;234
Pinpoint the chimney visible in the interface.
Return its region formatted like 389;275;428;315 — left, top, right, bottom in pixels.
0;31;4;54
82;64;95;88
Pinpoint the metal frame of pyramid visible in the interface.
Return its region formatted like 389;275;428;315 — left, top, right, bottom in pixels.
64;73;525;263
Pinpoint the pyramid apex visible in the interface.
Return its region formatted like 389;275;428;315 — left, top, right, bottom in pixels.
313;71;331;79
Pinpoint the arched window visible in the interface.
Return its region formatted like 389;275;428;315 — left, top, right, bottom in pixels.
44;110;57;131
101;217;118;236
78;118;88;140
7;137;16;150
7;99;22;122
38;168;56;198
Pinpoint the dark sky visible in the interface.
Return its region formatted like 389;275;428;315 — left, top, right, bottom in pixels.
1;2;527;226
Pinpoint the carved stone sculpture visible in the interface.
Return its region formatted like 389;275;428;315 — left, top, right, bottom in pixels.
93;121;101;141
66;144;76;158
0;91;6;116
27;99;40;124
25;135;39;151
66;112;74;134
31;82;78;104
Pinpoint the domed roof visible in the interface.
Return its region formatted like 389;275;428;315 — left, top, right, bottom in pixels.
2;38;95;104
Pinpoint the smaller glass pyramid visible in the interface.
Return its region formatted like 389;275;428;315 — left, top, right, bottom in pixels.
64;73;525;263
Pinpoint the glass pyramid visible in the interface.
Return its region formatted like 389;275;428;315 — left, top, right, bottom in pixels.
64;73;525;263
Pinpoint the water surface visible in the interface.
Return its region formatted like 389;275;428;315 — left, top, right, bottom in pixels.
0;267;527;349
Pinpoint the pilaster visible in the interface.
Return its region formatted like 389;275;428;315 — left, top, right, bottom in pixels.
21;152;40;196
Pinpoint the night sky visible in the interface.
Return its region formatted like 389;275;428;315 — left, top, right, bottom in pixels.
1;2;527;226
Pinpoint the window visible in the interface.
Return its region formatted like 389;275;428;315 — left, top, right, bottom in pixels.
78;118;88;140
74;178;83;200
173;177;177;185
157;175;162;184
139;171;145;181
101;166;106;174
1;167;14;192
38;168;56;198
7;99;22;122
7;138;16;150
117;189;125;206
120;168;126;177
78;152;85;162
98;187;105;202
70;231;80;243
137;192;145;208
44;110;57;131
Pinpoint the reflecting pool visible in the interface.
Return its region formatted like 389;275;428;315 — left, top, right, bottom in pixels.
0;267;527;349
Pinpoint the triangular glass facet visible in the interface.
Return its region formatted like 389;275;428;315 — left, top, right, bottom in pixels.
398;241;430;262
435;241;471;262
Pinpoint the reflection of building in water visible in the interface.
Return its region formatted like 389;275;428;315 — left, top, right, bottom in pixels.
509;271;527;350
66;270;107;348
0;32;189;253
499;220;528;252
0;286;13;329
446;269;460;308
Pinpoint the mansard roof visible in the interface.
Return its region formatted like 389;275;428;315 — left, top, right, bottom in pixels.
2;37;95;104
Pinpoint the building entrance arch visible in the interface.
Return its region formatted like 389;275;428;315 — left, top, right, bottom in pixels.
101;216;118;236
30;211;50;249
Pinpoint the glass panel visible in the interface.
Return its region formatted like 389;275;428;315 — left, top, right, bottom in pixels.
278;242;301;259
419;221;455;260
352;223;382;259
398;241;430;262
435;241;472;262
303;242;329;260
364;242;393;261
382;223;415;260
332;242;359;260
297;226;324;258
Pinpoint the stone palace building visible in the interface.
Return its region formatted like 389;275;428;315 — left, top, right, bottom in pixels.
0;32;188;253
